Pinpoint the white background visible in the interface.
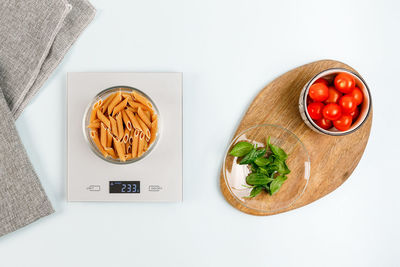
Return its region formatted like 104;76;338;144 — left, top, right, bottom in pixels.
1;0;399;266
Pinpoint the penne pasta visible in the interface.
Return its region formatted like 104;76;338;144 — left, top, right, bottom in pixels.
121;109;132;131
128;100;153;114
88;88;158;161
87;119;101;129
109;115;118;137
96;109;111;128
91;131;108;157
108;91;122;115
112;97;129;116
131;129;139;158
137;107;152;128
100;123;107;148
125;109;142;131
136;114;150;139
137;132;145;157
149;116;158;145
116;112;124;140
123;128;130;143
101;93;116;113
106;129;113;147
90;106;99;122
132;91;153;109
113;137;126;162
105;147;117;159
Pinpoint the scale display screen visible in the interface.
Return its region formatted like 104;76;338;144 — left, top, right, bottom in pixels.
109;181;140;193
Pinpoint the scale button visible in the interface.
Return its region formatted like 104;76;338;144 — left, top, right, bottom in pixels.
86;185;101;191
148;185;162;192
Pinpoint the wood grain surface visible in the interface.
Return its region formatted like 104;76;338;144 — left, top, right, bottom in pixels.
220;59;373;216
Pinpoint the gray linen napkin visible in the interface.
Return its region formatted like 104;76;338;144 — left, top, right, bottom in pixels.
0;0;95;237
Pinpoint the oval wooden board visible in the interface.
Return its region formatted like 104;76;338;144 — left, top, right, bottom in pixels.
220;59;372;216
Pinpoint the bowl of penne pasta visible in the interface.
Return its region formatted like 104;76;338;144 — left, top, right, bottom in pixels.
84;86;160;164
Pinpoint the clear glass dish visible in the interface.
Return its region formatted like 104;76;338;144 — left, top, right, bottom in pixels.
83;85;160;164
223;124;310;213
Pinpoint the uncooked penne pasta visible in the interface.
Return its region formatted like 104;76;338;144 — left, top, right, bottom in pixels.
87;119;101;129
131;129;139;158
106;129;113;147
149;117;158;145
112;97;129;116
90;106;99;122
132;91;153;109
88;88;158;161
123;128;130;143
136;114;150;139
91;131;107;157
105;147;117;159
93;99;103;110
116;112;124;140
101;93;115;113
128;100;152;114
137;132;145;157
113;137;126;162
97;109;111;128
109;115;118;137
121;109;132;131
137;107;152;128
108;91;122;115
100;123;107;148
125;109;142;131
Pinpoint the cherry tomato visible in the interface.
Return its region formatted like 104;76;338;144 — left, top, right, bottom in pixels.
307;96;313;106
324;86;342;104
307;102;324;120
339;95;357;114
333;115;353;131
315;117;332;130
349;107;360;121
349;87;363;105
314;78;329;86
334;73;355;94
322;103;342;121
309;83;329;102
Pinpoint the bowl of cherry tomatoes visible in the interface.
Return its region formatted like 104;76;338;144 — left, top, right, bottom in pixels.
299;68;371;136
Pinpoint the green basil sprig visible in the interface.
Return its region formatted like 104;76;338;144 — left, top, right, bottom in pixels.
229;137;291;198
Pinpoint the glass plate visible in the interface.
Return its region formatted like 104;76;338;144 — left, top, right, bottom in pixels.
223;124;310;213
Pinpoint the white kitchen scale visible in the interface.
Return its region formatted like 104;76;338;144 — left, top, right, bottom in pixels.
67;72;182;202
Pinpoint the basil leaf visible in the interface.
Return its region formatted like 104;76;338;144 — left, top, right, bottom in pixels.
246;186;264;198
246;173;274;186
240;148;266;165
250;162;258;172
267;136;288;160
269;175;288;195
229;141;254;157
254;156;271;167
271;160;291;175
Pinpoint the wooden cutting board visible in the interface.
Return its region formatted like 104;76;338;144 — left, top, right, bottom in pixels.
220;59;373;216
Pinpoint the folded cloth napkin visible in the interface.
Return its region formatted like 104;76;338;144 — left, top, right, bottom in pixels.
0;0;95;237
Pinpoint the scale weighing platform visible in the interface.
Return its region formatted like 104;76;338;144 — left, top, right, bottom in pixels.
67;72;182;202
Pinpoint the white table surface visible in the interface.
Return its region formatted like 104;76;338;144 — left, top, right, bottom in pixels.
1;0;399;266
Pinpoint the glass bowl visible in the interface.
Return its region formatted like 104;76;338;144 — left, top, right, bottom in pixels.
83;85;160;164
223;124;310;213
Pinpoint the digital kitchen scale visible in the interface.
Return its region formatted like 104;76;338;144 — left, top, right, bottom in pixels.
67;72;182;202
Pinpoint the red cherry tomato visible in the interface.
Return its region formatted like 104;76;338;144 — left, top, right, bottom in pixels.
339;95;357;114
309;83;329;102
315;117;332;130
349;87;363;105
307;102;324;120
334;73;355;94
333;115;353;131
349;107;360;121
314;78;329;86
325;86;342;104
322;103;342;121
